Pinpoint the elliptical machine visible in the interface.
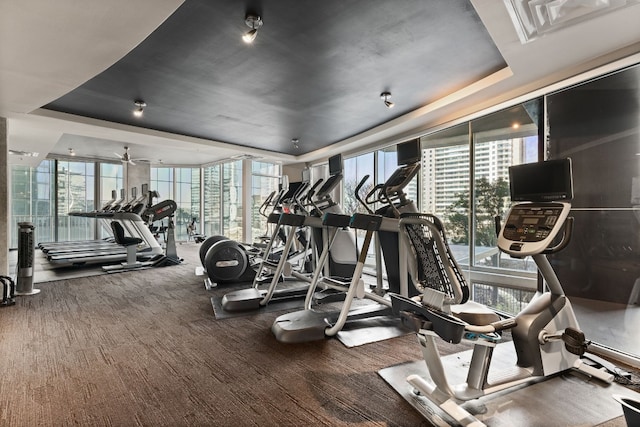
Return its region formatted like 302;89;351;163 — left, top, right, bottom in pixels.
271;140;423;343
219;155;358;312
385;158;613;427
199;175;312;288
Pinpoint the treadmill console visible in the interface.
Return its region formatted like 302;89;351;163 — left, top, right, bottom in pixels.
498;202;571;257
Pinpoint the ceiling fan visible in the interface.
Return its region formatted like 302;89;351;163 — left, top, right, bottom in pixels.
114;146;142;165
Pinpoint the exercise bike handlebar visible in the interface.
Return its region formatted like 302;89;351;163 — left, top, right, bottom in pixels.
542;216;573;255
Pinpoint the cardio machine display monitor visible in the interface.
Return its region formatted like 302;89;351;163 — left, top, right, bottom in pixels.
301;168;310;183
396;138;421;166
282;181;304;201
131;187;137;199
509;158;573;202
141;183;149;194
328;154;342;176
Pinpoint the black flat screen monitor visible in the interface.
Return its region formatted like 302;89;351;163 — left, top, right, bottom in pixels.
282;181;303;201
509;158;573;202
141;183;149;194
328;154;342;176
397;138;421;165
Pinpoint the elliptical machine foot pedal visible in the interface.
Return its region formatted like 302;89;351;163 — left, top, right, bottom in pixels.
313;288;347;304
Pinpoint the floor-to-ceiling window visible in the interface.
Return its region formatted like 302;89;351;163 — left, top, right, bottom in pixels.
175;167;201;241
420;103;542;314
342;146;420;275
99;163;124;209
468;101;541;314
150;167;174;202
57;160;96;241
201;160;244;241
203;164;222;237
343;152;375;215
10;160;56;247
251;161;281;242
222;160;243;241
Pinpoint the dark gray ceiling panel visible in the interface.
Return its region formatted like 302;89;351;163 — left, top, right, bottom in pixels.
44;0;505;155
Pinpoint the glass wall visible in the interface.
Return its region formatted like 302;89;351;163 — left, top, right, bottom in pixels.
222;161;243;241
201;160;244;241
420;101;541;313
10;160;56;247
175;168;201;241
251;161;281;242
57;160;96;241
203;164;222;237
342;146;420;275
99;163;124;209
150;167;174;202
343;152;375;215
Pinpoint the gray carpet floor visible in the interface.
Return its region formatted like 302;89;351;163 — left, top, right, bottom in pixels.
0;243;634;426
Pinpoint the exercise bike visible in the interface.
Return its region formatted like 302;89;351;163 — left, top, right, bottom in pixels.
386;158;613;427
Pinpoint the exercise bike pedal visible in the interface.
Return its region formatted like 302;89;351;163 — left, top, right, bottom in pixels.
562;327;589;356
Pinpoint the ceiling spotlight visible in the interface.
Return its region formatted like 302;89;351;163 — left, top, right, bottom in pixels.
292;138;299;150
380;92;395;109
243;14;263;44
68;148;76;156
133;100;146;117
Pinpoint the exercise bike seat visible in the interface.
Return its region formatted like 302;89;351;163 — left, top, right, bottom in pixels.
450;300;500;327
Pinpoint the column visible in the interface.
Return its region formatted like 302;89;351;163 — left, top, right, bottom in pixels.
0;117;8;275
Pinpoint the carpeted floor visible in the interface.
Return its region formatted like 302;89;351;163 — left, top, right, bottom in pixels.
1;244;432;426
0;243;635;426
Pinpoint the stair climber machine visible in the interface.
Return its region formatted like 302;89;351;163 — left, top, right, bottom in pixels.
219;154;359;313
198;175;308;289
383;158;614;427
271;140;423;343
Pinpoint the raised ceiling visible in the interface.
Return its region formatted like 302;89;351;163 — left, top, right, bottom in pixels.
3;1;640;167
43;0;505;156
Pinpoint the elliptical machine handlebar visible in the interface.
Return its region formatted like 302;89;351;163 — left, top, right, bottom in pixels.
259;191;277;218
290;181;311;214
355;175;374;214
365;184;384;206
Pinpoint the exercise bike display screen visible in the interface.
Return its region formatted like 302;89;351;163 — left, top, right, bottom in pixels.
502;205;563;243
